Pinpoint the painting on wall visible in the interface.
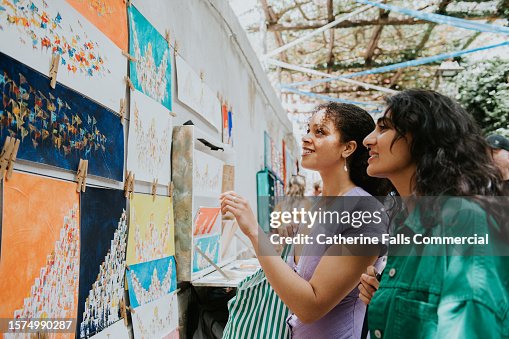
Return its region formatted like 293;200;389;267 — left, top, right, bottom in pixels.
132;293;179;339
221;103;233;146
66;0;128;51
126;256;177;309
192;234;220;273
193;207;220;236
78;188;127;338
89;319;130;339
193;150;223;197
0;172;80;337
0;0;126;111
126;193;175;266
128;5;172;110
0;52;125;181
127;90;172;184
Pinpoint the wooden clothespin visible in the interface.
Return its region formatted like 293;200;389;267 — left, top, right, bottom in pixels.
6;137;20;180
0;137;17;180
168;111;176;117
49;54;60;89
165;29;171;48
127;305;136;314
168;181;174;197
124;171;135;198
151;179;158;201
122;50;138;63
124;0;131;7
124;76;135;91
174;40;179;54
119;299;128;326
119;98;126;124
200;71;205;81
76;159;88;193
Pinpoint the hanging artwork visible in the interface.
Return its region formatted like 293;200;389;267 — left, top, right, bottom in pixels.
126;193;175;266
127;90;172;183
128;5;172;110
193;207;221;236
89;320;129;339
78;188;127;339
131;293;179;339
176;55;220;130
192;234;220;273
0;0;126;111
222;103;233;146
193;150;223;197
0;52;124;181
66;0;128;51
0;172;79;338
126;256;177;309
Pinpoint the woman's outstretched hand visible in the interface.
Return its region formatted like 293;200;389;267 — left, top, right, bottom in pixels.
358;265;380;305
220;191;259;239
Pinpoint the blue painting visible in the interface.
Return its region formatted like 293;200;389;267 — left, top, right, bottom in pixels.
128;5;172;110
193;234;220;273
78;187;127;338
0;52;124;181
126;256;177;309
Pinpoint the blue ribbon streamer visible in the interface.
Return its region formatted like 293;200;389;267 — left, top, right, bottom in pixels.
284;41;509;88
282;87;384;109
354;0;509;35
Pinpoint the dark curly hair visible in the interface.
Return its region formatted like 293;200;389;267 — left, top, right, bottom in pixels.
384;89;504;196
316;102;393;197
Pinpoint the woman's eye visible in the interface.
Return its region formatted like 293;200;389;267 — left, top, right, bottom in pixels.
378;124;387;131
316;129;324;135
306;128;310;134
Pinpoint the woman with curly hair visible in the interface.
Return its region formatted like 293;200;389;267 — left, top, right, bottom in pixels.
358;89;508;338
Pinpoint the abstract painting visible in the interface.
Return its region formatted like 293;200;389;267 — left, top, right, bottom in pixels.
221;103;233;146
78;187;127;338
192;234;220;273
193;150;223;197
126;256;177;308
66;0;128;50
89;320;129;339
0;172;79;339
127;90;172;183
193;207;220;236
0;0;126;111
132;293;179;339
126;193;175;266
176;55;220;130
128;5;172;110
0;52;125;181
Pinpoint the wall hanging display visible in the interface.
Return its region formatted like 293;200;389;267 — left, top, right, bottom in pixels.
126;193;175;266
126;256;177;309
0;52;125;181
66;0;128;51
78;187;128;339
221;103;233;146
0;0;126;112
127;89;173;184
0;172;79;337
176;55;221;131
193;150;223;197
131;293;179;339
128;4;172;110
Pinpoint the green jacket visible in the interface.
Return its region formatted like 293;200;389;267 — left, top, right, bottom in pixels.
368;198;509;338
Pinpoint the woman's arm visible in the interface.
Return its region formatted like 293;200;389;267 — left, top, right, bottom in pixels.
221;191;378;323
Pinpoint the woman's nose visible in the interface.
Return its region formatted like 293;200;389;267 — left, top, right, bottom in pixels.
363;130;376;148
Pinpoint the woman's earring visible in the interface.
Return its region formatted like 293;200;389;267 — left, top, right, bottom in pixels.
344;157;348;172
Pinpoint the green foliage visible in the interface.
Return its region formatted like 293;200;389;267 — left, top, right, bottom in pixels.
455;58;509;137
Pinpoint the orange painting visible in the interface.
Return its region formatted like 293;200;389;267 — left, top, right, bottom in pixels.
193;207;221;236
0;172;80;338
66;0;128;51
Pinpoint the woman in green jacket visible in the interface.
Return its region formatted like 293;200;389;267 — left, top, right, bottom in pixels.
358;89;509;338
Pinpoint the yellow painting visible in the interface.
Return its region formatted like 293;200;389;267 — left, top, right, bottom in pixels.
126;193;175;265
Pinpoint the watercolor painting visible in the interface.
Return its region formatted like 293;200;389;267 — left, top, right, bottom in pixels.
0;172;80;339
78;188;127;338
193;207;221;236
0;52;124;181
66;0;128;50
176;55;220;130
89;320;129;339
126;256;177;309
127;90;172;184
193;150;223;197
132;293;179;339
126;193;175;266
192;234;220;273
128;5;172;110
0;0;126;111
221;103;233;145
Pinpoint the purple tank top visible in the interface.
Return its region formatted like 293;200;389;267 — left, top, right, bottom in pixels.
285;187;387;339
